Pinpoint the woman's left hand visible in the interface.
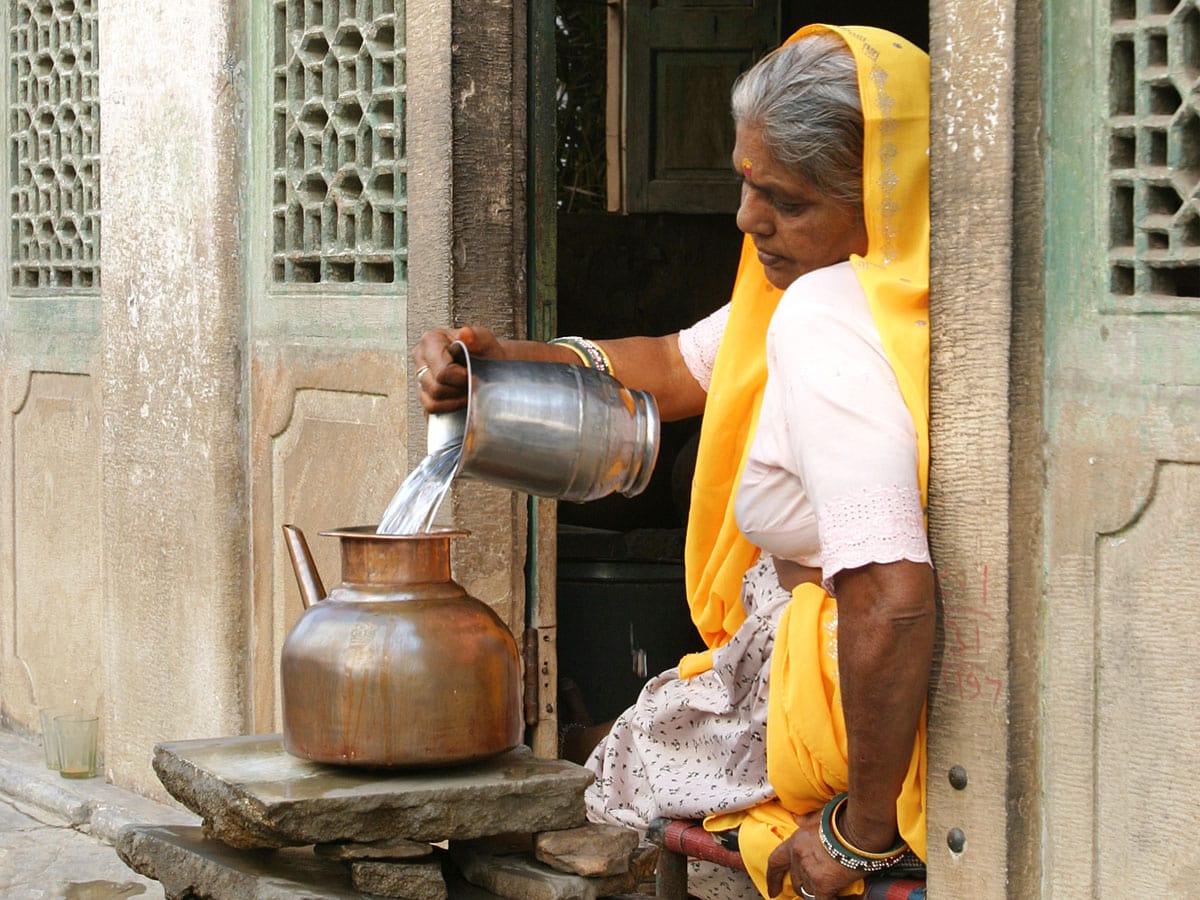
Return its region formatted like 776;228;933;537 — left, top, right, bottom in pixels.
765;811;860;899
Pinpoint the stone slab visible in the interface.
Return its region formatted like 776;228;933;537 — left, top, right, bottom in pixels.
351;859;447;899
152;735;593;848
451;845;656;900
453;847;599;900
116;823;512;899
116;824;367;899
535;823;640;877
317;835;435;861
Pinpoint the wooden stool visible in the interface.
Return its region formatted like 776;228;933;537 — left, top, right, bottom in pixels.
646;818;927;899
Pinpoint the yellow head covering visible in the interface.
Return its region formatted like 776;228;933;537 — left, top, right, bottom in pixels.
681;22;930;670
677;24;931;894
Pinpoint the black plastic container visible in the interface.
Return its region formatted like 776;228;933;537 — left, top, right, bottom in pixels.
556;551;706;723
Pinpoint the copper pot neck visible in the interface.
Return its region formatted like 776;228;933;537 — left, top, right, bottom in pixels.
321;527;469;589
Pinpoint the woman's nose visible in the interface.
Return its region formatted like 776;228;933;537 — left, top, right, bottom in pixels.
736;186;772;236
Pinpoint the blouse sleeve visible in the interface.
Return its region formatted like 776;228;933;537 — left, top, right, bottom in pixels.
677;302;731;393
766;268;930;593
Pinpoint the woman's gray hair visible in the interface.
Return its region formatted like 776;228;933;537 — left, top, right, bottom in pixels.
731;34;863;209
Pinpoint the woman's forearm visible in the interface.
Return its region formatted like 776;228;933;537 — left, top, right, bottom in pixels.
415;327;707;421
451;330;707;422
833;559;936;852
594;335;707;420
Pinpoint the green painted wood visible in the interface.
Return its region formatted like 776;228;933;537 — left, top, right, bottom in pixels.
526;0;560;757
1041;0;1200;895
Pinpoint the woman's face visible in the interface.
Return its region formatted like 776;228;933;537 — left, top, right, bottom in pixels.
732;123;867;291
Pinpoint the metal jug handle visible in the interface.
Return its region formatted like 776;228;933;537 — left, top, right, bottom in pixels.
426;340;473;462
416;340;474;528
453;338;474;422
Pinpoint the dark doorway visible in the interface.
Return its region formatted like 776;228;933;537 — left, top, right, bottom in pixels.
554;0;928;533
549;1;929;754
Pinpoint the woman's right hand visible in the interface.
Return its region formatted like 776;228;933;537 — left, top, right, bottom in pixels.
411;325;505;414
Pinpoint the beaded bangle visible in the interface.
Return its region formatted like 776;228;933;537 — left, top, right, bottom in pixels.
548;336;613;377
818;793;909;874
550;339;593;369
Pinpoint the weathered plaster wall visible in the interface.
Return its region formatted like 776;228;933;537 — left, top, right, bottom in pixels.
927;0;1019;895
100;0;249;796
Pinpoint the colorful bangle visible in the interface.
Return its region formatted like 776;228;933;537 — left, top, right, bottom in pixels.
550;338;593;369
818;793;909;873
548;336;613;377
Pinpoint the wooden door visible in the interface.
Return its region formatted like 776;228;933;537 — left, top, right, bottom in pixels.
1041;0;1200;894
609;0;780;213
246;0;415;732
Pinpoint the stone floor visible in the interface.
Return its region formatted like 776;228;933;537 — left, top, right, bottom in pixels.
0;727;192;900
0;727;657;899
0;796;165;900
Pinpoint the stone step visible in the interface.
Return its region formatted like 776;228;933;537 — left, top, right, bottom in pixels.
117;824;508;899
152;735;593;849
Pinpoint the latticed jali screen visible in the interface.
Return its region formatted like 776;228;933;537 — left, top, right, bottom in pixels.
272;0;406;285
1110;0;1200;299
9;0;100;290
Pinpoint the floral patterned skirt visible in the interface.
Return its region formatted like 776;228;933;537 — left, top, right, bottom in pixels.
584;557;794;899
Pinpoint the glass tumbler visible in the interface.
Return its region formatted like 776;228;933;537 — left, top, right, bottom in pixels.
38;707;65;770
54;714;99;779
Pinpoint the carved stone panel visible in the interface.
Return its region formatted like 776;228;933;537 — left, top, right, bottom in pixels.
1096;461;1200;896
266;383;401;726
12;372;101;717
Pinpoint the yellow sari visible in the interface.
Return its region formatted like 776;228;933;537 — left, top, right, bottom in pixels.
680;25;931;898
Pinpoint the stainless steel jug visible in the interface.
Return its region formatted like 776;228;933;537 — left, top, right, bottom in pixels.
427;341;660;502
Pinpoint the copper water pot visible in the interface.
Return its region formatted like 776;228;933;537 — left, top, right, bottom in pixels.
280;524;523;767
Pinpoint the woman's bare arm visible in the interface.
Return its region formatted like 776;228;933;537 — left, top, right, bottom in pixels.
412;326;708;421
766;559;935;899
835;559;936;850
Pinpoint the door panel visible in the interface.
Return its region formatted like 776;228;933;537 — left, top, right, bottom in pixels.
247;0;411;731
1043;0;1200;893
611;0;780;212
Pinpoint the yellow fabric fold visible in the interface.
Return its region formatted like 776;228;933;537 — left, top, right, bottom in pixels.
683;237;776;651
679;23;932;895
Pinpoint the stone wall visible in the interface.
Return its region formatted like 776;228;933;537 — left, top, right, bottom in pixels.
926;0;1028;894
0;0;526;802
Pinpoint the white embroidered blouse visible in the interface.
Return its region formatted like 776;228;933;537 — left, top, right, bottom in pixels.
677;262;930;593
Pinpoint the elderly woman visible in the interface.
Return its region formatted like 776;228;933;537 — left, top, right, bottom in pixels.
414;25;933;900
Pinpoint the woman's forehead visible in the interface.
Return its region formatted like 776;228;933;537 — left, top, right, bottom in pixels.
732;125;819;194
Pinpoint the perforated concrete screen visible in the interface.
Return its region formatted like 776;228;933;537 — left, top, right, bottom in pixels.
9;0;100;290
1109;0;1200;300
271;0;406;285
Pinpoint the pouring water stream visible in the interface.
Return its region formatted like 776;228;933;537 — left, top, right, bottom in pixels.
376;439;462;535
